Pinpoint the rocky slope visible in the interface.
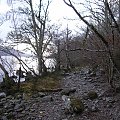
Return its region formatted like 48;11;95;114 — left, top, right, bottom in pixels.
0;70;120;120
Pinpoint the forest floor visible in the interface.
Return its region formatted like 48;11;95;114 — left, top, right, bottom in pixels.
1;69;120;120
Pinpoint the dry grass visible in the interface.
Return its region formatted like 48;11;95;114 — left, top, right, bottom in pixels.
20;76;61;93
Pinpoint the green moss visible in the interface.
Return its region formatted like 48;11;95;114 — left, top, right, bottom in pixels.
88;91;98;100
70;97;84;114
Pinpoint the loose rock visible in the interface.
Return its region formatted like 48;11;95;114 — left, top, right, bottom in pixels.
0;92;6;99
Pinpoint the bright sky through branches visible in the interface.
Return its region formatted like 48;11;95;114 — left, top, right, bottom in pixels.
48;0;85;32
0;0;10;13
0;0;86;39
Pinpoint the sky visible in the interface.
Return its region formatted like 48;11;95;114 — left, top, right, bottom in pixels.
48;0;81;28
0;0;10;13
0;0;86;39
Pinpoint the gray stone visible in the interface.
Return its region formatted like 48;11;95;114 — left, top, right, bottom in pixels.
88;79;95;83
0;92;6;99
16;107;24;112
83;95;89;100
0;101;4;107
4;103;14;109
89;72;96;77
106;104;113;108
105;97;115;103
32;94;39;98
83;76;88;80
30;108;36;112
38;92;46;98
1;116;8;120
17;113;26;118
6;108;14;113
90;106;99;112
62;95;71;110
82;82;87;85
1;98;6;102
61;88;76;96
116;112;120;120
7;112;15;119
16;94;23;99
94;100;99;104
14;102;25;112
14;99;21;104
25;106;30;111
41;95;53;102
6;95;13;100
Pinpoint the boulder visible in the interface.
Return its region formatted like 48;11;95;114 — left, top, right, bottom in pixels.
38;92;46;98
62;95;71;110
61;88;76;96
0;92;6;99
41;95;53;102
89;72;96;77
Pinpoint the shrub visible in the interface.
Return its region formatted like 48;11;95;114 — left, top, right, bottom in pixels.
70;97;84;114
87;91;98;100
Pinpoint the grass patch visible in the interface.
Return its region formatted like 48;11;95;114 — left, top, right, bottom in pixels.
20;75;61;94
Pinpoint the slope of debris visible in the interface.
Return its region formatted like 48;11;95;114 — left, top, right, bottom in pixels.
0;68;120;120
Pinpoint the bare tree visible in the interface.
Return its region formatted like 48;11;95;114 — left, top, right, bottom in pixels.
8;0;53;76
65;25;72;70
63;0;120;88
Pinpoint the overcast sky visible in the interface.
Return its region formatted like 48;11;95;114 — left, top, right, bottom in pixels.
0;0;85;39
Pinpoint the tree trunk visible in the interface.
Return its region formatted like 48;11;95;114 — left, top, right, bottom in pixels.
104;0;109;32
0;63;9;78
42;60;47;76
38;52;43;76
118;0;120;29
65;25;72;70
17;66;21;91
56;40;61;71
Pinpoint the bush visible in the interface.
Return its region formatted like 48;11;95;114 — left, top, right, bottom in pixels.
0;75;16;95
70;97;84;114
87;91;98;100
